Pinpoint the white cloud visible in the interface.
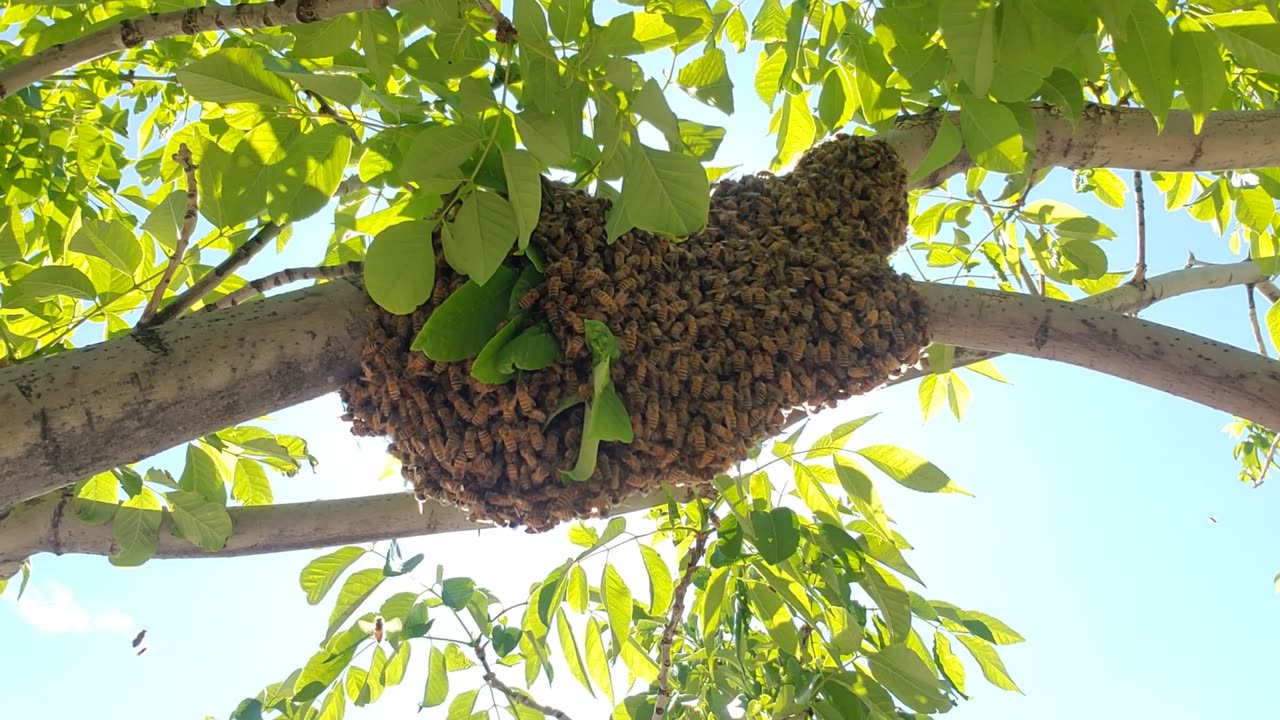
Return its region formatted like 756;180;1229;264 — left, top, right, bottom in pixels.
5;580;136;635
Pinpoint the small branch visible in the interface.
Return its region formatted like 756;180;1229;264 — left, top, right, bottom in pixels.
144;222;283;327
0;0;395;99
1187;252;1280;303
1247;285;1269;358
475;643;572;720
1256;433;1280;488
474;0;517;42
140;143;198;325
304;90;359;143
654;527;711;720
204;262;363;311
1132;170;1147;285
0;486;684;585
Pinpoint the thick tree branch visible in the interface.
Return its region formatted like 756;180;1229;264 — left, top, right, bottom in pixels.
889;105;1280;189
0;0;393;99
919;283;1280;427
0;488;673;577
0;280;371;513
890;260;1277;386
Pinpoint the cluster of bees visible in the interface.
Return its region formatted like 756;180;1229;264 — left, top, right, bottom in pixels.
340;135;929;530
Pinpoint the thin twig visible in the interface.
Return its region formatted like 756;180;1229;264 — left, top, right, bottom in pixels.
1256;434;1280;488
1247;285;1269;358
1132;170;1147;285
204;262;363;312
1187;252;1280;303
140;143;198;325
475;0;517;41
143;222;283;327
654;526;712;719
303;90;359;142
475;642;573;720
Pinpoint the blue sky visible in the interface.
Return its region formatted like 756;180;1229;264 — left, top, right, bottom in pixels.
4;9;1280;720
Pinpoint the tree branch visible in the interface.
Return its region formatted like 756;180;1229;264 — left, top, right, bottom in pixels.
204;262;363;311
888;105;1280;189
654;526;710;720
0;0;393;99
889;260;1277;386
144;222;283;327
475;643;573;720
919;282;1280;428
0;279;371;513
140;143;198;325
1131;170;1147;285
0;487;676;577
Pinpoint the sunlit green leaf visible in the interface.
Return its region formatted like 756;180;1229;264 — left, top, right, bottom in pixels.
300;547;366;605
957;634;1022;692
167;490;232;552
857;445;972;495
175;48;296;107
413;266;519;361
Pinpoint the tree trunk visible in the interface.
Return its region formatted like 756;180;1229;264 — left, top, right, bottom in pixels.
0;280;371;512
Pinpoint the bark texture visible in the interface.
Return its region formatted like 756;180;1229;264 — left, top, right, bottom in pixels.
921;283;1280;428
0;280;371;512
0;0;393;98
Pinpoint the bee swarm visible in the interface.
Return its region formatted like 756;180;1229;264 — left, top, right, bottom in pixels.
341;135;928;531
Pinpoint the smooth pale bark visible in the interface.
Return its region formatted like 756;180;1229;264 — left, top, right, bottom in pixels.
0;488;676;576
894;105;1280;189
0;0;393;99
920;283;1280;427
0;279;371;512
891;260;1275;385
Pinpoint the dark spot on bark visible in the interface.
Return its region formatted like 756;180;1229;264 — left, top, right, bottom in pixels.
181;8;200;34
1189;134;1205;168
49;488;72;555
1033;318;1051;349
14;380;33;401
132;327;170;356
38;408;64;476
120;19;144;47
0;82;8;99
295;0;321;22
83;406;97;434
128;372;144;393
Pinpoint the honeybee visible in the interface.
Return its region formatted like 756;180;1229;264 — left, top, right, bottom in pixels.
546;275;562;300
789;336;806;363
387;381;401;401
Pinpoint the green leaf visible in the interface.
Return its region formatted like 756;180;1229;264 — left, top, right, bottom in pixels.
602;564;634;646
502;324;561;372
678;47;734;113
857;445;972;495
639;544;674;615
179;444;226;504
751;0;788;42
868;645;950;714
301;547;366;605
585;617;614;703
557;609;595;695
515;110;572;166
492;625;522;658
1207;11;1280;75
961;609;1025;644
175;48;296;106
110;494;163;567
621;145;709;237
73;472;119;525
422;647;449;708
1172;17;1227;133
1110;0;1174;129
775;92;816;168
141;191;189;251
566;564;589;613
446;689;478;720
501;148;542;251
166;490;232;552
15;265;95;300
317;686;346;720
1040;68;1084;126
441;577;476;609
699;566;731;635
382;641;411;687
548;0;587;41
746;581;799;655
908;117;962;185
327;568;385;639
587;382;634;443
292;16;358;58
818;67;854;131
360;9;400;88
1087;168;1127;209
749;507;801;565
265;124;353;223
939;0;996;96
443;190;519;285
232;458;274;506
471;315;527;385
859;564;912;643
620;637;660;683
956;634;1022;692
1266;302;1280;353
958;95;1026;173
413;265;519;361
934;631;966;694
568;523;600;549
754;48;787;108
70;219;142;273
